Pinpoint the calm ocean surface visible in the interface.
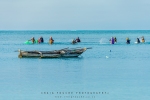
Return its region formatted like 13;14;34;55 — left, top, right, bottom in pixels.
0;30;150;100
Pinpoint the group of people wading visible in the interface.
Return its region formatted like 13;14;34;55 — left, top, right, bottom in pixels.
109;36;145;44
29;36;145;44
72;37;81;44
29;37;81;44
30;37;45;44
109;37;117;44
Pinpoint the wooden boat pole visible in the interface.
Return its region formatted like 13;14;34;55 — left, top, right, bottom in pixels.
86;47;92;49
18;49;22;58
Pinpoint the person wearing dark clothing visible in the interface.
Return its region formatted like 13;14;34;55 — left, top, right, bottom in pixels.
137;38;140;43
109;37;115;44
40;37;44;43
76;37;81;42
126;37;130;44
114;37;117;43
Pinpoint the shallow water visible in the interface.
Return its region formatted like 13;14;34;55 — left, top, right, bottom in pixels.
0;30;150;100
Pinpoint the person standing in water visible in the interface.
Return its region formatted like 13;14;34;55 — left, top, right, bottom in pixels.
31;37;36;44
136;38;140;44
141;36;145;43
126;37;130;44
109;37;115;44
76;37;81;42
114;37;117;43
72;39;77;44
38;38;41;43
38;36;44;44
49;36;54;44
40;36;44;43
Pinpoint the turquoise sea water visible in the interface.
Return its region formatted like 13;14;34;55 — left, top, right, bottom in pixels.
0;30;150;100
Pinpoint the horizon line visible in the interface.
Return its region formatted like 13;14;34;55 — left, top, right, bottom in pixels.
0;29;150;31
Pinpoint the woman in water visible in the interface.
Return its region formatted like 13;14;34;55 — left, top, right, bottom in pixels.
109;37;115;44
141;36;145;43
31;37;36;44
72;39;77;44
126;37;130;44
136;38;140;44
49;36;54;44
38;36;44;44
76;37;81;42
114;37;117;43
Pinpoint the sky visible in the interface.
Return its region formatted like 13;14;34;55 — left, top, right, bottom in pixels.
0;0;150;30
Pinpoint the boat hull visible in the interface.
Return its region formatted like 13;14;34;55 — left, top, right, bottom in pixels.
60;48;87;57
18;50;61;58
18;47;90;58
